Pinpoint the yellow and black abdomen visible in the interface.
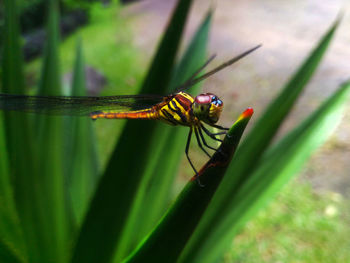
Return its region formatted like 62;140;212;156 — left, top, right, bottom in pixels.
89;92;195;127
158;92;195;126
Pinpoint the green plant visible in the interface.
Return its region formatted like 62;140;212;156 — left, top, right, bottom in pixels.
0;1;349;263
225;179;350;262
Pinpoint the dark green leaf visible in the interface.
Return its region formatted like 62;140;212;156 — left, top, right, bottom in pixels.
0;240;24;263
0;114;25;263
124;109;253;263
71;1;194;262
113;11;212;261
1;0;40;261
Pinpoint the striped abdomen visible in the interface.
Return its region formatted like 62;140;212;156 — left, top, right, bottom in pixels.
90;91;195;127
90;108;158;120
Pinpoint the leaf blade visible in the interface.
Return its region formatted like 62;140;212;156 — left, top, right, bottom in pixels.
179;19;341;263
124;109;253;263
64;40;100;229
113;11;213;261
186;81;349;263
1;0;41;261
71;1;194;262
34;0;68;261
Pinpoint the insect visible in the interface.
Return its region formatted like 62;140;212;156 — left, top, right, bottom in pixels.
0;45;260;176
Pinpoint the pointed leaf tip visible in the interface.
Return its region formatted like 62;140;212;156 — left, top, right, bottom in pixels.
241;107;254;118
235;107;254;123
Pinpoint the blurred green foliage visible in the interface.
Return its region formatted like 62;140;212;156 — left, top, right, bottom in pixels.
0;0;93;34
0;0;349;263
26;2;144;166
226;178;350;263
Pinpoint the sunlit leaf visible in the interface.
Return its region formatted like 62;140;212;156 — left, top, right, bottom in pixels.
179;19;341;263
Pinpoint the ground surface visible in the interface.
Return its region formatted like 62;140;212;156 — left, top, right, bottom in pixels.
122;0;350;197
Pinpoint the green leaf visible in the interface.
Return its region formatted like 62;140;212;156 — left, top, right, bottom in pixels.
37;0;62;97
64;40;100;228
71;0;194;262
179;19;341;263
230;81;350;234
124;109;253;263
113;11;212;261
1;0;39;261
0;114;25;263
186;81;349;263
33;0;68;262
0;240;24;263
229;18;340;188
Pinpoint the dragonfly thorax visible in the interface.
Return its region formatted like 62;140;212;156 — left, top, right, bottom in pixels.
192;93;223;125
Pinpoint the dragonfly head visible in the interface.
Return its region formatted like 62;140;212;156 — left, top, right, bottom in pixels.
192;93;223;125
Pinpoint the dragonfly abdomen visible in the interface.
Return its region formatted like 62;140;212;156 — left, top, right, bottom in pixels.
89;92;196;127
90;108;158;120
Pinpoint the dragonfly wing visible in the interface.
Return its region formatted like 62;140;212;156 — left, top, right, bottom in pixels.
174;54;216;92
0;94;165;116
174;45;262;92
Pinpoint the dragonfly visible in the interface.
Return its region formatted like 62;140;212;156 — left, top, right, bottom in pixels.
0;45;260;176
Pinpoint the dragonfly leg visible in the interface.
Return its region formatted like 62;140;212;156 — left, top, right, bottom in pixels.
194;127;212;158
186;128;204;187
197;126;217;151
210;124;229;130
185;128;198;174
198;126;228;158
201;123;227;136
201;124;224;143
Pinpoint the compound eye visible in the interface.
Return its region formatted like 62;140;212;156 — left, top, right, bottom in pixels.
195;94;211;104
211;96;217;102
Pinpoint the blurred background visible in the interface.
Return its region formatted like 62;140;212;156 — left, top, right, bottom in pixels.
1;0;349;261
125;0;350;195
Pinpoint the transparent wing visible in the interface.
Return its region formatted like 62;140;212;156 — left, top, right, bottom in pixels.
0;93;165;116
175;44;262;92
